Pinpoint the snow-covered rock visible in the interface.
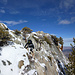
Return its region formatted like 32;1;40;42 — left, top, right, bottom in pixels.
0;24;69;75
0;23;8;29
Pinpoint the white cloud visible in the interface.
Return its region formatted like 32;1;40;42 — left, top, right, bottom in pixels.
64;38;73;42
50;34;56;36
42;19;46;21
3;0;7;3
0;9;5;13
59;0;75;10
7;8;20;14
58;20;71;24
0;20;28;25
9;11;20;14
63;38;73;46
71;17;75;23
58;17;75;25
70;12;75;14
0;0;8;5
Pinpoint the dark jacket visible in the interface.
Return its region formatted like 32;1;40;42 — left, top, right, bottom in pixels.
24;40;34;49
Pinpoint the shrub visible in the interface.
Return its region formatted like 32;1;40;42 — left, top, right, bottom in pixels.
51;35;59;46
14;29;21;36
21;27;33;33
0;27;11;46
44;36;52;47
65;38;75;75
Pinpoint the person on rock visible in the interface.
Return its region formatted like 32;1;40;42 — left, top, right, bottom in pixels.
24;39;34;54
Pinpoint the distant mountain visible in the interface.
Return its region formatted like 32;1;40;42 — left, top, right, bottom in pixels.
63;46;72;57
63;46;72;50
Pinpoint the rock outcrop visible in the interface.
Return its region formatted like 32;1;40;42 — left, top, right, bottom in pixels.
26;32;68;75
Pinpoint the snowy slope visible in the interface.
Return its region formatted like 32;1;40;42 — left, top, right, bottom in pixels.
0;43;29;75
0;43;38;75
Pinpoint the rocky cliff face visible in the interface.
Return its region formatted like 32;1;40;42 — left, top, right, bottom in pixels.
25;31;68;75
0;24;69;75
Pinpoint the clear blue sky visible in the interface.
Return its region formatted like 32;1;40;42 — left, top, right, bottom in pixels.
0;0;75;46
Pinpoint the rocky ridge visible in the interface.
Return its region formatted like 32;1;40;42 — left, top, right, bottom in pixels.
0;23;69;75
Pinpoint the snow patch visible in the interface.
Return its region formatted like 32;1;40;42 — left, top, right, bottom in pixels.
9;30;15;37
40;63;46;67
0;43;29;75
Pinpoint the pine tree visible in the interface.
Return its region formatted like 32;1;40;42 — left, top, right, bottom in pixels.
59;37;64;45
51;35;59;46
59;37;64;51
66;38;75;75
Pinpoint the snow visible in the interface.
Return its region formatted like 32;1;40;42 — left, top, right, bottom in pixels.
32;32;37;35
9;30;15;37
59;49;69;64
27;69;37;75
41;56;43;58
60;61;64;68
18;38;21;42
46;33;50;36
0;23;7;29
39;34;43;36
3;23;8;28
44;57;48;61
63;55;69;64
33;35;39;39
55;63;60;74
0;43;29;75
26;34;30;40
8;30;22;42
40;63;45;67
35;59;38;63
0;24;4;28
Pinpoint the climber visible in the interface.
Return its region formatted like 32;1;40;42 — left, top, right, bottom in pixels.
24;39;34;54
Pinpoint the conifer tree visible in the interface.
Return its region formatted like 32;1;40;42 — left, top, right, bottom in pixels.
66;38;75;75
59;37;64;45
51;35;59;46
59;37;64;51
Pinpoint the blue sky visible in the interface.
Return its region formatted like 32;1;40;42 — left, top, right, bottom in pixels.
0;0;75;46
